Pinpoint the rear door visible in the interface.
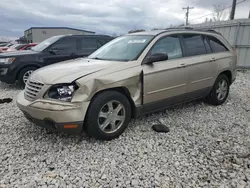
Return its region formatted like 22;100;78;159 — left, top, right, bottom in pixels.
181;34;218;100
143;35;188;108
43;37;78;65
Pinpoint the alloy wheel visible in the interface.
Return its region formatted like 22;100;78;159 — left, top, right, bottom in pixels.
23;70;33;84
216;79;228;101
98;100;126;134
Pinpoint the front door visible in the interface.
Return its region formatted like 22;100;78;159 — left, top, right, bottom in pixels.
43;37;78;66
143;35;188;110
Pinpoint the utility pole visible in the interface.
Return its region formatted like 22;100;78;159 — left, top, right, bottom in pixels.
230;0;237;20
183;6;194;25
248;10;250;18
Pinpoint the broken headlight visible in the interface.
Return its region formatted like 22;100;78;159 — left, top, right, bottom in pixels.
46;83;78;102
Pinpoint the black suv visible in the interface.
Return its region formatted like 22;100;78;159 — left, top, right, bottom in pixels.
0;34;113;86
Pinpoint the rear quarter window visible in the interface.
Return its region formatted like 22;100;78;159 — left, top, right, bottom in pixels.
207;36;229;52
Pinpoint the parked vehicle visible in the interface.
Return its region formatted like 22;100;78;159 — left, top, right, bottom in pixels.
0;35;113;86
6;44;27;52
6;43;38;52
0;43;15;53
19;43;38;51
0;43;8;47
16;28;237;140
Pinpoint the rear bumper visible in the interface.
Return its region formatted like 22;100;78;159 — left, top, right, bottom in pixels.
16;91;90;134
231;69;237;84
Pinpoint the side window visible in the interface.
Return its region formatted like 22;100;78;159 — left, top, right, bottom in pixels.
97;40;102;48
79;38;97;50
51;38;77;52
99;38;112;45
203;36;212;53
207;36;229;52
182;34;207;56
151;35;183;60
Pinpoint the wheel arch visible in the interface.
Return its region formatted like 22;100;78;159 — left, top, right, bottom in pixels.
218;70;232;85
90;87;137;118
15;64;42;80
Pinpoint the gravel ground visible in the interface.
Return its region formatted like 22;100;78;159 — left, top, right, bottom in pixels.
0;71;250;188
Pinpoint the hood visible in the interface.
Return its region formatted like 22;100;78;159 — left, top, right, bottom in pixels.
0;50;38;57
30;58;124;85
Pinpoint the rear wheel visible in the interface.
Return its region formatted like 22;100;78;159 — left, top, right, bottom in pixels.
18;67;37;87
85;90;131;140
207;74;230;105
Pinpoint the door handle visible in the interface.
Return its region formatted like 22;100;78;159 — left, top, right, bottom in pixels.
177;63;186;68
209;58;216;62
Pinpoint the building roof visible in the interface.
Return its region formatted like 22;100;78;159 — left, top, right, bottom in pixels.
25;27;95;34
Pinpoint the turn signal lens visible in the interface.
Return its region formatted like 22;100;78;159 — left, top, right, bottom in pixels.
64;124;78;129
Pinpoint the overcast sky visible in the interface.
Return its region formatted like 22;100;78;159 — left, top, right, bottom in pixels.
0;0;249;39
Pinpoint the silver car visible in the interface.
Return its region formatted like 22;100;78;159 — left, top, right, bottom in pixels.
17;28;237;140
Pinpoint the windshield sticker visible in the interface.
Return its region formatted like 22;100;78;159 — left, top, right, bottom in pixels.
128;39;147;44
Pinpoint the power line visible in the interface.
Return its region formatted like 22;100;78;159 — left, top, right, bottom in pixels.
189;0;247;21
182;6;194;25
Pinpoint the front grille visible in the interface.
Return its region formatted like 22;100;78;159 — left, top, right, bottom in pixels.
24;80;44;101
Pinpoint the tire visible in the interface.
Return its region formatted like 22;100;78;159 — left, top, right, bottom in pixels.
17;66;37;87
85;90;131;140
207;74;230;106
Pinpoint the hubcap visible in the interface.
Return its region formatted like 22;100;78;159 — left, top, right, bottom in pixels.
216;79;228;101
98;100;126;134
23;70;33;84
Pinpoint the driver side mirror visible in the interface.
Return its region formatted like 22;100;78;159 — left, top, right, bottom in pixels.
144;53;168;65
48;48;59;55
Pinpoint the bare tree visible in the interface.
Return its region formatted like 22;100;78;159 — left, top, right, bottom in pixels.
212;5;229;22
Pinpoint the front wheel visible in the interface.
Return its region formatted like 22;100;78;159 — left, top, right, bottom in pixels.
207;74;230;105
18;67;37;87
84;91;131;140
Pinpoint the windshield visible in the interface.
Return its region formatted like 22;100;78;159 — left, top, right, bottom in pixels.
89;35;154;61
32;35;62;52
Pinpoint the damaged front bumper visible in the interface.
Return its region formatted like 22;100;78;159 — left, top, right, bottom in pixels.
16;91;90;134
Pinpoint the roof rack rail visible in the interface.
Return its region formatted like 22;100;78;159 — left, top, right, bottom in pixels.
196;28;221;35
160;27;222;35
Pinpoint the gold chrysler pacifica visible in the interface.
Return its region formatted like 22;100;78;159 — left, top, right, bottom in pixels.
17;29;237;140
